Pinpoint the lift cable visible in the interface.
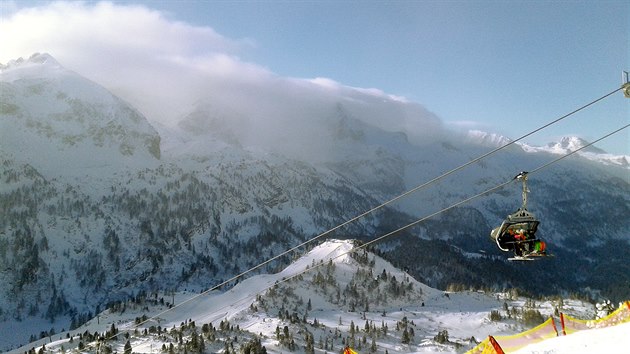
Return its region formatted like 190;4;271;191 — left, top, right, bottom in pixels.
167;86;622;310
198;122;630;324
90;86;623;347
356;122;630;254
119;122;629;354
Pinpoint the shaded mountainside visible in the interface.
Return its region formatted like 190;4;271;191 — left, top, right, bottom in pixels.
1;54;629;349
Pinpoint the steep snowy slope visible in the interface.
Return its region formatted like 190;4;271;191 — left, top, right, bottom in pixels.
0;53;160;177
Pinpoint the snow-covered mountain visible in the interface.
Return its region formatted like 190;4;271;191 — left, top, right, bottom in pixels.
464;129;629;168
0;53;160;177
547;136;606;154
465;129;513;148
518;135;629;168
8;239;624;354
1;54;629;350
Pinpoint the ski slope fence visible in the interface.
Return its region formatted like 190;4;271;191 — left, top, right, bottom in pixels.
560;300;630;335
467;317;557;354
467;301;630;354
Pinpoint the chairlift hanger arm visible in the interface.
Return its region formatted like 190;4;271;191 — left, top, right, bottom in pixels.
513;171;529;210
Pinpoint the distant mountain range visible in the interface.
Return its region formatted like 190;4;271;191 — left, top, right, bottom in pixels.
1;53;628;349
466;130;628;167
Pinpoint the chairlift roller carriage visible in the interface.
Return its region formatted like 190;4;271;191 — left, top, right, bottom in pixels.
490;172;549;261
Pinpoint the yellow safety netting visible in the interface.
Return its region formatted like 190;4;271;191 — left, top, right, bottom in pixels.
561;301;630;335
467;317;557;354
467;301;630;353
466;336;502;354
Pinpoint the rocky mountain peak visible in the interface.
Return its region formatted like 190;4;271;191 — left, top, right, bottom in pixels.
547;136;606;154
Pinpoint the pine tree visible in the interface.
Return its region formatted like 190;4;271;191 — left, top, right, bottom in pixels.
305;332;315;354
401;328;410;344
124;340;132;354
434;330;449;344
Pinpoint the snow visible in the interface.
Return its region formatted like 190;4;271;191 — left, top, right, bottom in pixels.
1;53;161;179
8;239;626;354
513;321;630;354
463;128;629;169
150;240;355;326
2;54;629;353
0;53;63;81
465;130;513;148
518;138;629;168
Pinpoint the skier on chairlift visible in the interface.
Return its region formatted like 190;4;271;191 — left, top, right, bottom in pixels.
490;172;549;260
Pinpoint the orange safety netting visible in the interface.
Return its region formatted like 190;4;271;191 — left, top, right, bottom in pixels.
561;301;630;335
467;317;558;354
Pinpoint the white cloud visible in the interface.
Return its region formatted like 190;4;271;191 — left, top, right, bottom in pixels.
445;120;488;131
0;1;445;154
0;1;243;61
308;77;408;103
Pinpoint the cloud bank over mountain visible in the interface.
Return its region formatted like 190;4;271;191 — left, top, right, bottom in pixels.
0;1;446;154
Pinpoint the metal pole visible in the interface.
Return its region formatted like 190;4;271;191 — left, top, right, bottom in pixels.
521;174;528;209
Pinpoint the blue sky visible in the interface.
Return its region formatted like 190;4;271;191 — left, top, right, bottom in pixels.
2;0;628;154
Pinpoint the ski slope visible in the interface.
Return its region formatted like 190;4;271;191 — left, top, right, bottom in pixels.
513;321;630;354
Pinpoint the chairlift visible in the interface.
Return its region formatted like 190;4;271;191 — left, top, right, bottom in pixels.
490;172;549;261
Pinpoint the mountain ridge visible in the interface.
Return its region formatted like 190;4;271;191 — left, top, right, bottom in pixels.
1;54;628;350
7;239;614;354
464;129;629;168
1;53;161;177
